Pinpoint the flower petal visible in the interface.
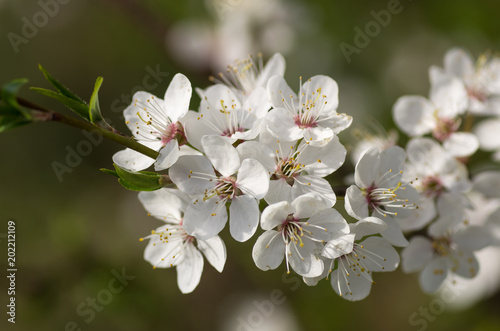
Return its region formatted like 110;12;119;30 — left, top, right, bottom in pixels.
444;133;479;157
252;230;286;271
330;265;372;301
164;73;192;122
291;193;328;219
359;236;400;272
201;135;240;177
267;75;297;110
154;139;180;171
350;217;387;240
301;136;347;177
169;155;215;195
176;244;204;294
401;236;434;273
323;233;355;259
138;188;190;221
197;236;226;273
345;185;369;220
265;179;293;205
236;158;270;199
291;175;336;207
392;96;436;136
183;198;228;240
419;257;448;293
229;195;259;242
261;201;291;230
113;147;156;172
265;107;302;141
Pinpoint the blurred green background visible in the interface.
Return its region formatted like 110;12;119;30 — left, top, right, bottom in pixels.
1;0;499;330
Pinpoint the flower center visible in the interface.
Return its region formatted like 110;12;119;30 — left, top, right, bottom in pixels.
432;117;460;142
432;237;451;257
420;176;444;198
294;114;318;129
272;157;303;185
363;178;415;218
160;122;187;146
203;176;240;202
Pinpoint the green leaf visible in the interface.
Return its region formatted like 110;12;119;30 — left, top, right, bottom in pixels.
1;79;31;119
100;168;119;178
89;77;107;126
0;114;31;132
113;164;162;191
38;64;85;103
31;87;90;121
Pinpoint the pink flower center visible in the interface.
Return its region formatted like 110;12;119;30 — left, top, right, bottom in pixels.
161;122;187;146
294;114;318;129
421;176;444;198
432;117;460;142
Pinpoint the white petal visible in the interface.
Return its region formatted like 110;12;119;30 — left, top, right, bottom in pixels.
323;233;355;259
267;75;297;110
301;136;347;177
448;250;479;279
473;118;500;151
183;110;218;151
176;244;203;294
430;76;468;117
359;236;400;272
330;266;372;301
138;188;190;221
201;135;240;177
252;230;286;271
379;216;409;247
301;75;339;112
261;201;291;230
344;185;369;220
306;208;349;242
291;175;336;207
112;148;156;172
354;147;380;188
125;91;165;141
350;217;387;240
169;155;215;195
256;53;286;89
419;257;448;293
291;193;328;219
229;195;259;242
236;141;276;172
265;107;302;141
444;48;474;78
402;236;434;273
376;146;406;187
236;158;269;199
183;198;227;240
398;197;436;232
392;96;435;136
303;126;334;147
143;233;182;268
265;179;293;205
452;226;491;252
154;139;180;171
288;240;324;277
323;112;353;135
473;171;500;199
197;236;226;273
444;133;479;157
164;73;192;122
243;86;271;119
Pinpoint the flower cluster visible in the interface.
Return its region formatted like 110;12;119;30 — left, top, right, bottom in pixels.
117;49;499;301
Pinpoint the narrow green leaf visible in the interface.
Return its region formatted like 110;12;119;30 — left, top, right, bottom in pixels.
0;115;31;132
89;77;106;126
113;164;162;191
38;64;85;103
100;168;119;178
1;79;31;119
31;87;90;121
